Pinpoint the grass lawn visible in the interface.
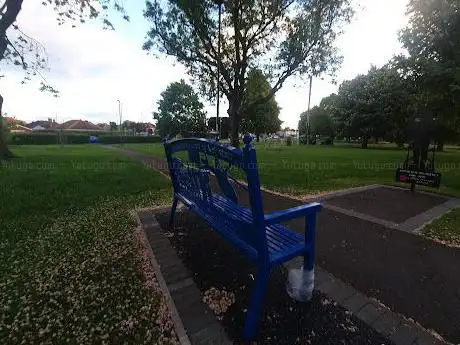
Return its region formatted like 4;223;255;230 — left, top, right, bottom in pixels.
423;208;460;247
119;142;460;245
119;142;460;197
0;145;176;344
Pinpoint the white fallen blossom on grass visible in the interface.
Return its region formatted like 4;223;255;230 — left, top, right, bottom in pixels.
1;198;177;345
202;287;236;316
0;146;177;344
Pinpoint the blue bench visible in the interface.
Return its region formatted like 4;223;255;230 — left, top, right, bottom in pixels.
163;135;322;340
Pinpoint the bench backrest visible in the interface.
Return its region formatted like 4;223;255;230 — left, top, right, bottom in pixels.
164;135;268;260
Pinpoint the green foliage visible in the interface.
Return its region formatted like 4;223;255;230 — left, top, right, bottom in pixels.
100;136;162;145
109;121;117;134
144;0;353;145
9;133;87;145
299;94;337;144
300;1;460;150
424;207;460;246
398;0;460;144
154;80;207;138
240;69;282;140
9;133;161;145
309;107;334;137
0;115;9;136
286;136;293;146
311;65;415;148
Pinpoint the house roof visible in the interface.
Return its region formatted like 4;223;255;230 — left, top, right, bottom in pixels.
10;124;32;132
27;120;55;129
58;120;103;131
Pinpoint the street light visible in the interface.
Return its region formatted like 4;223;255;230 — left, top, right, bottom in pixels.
117;99;122;144
306;75;313;145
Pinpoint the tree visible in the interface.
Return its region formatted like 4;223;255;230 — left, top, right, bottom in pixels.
0;1;129;159
0;94;12;158
240;69;281;141
109;121;117;134
298;94;336;144
144;0;353;146
331;66;402;148
122;120;136;135
154;79;207;138
309;106;334;138
399;0;460;150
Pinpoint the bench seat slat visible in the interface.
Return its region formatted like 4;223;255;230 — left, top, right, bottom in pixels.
177;192;306;265
212;194;304;246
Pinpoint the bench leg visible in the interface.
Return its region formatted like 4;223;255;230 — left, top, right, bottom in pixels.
243;267;270;340
304;214;317;270
169;197;179;228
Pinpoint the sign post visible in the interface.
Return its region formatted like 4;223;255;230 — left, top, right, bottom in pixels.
395;112;441;192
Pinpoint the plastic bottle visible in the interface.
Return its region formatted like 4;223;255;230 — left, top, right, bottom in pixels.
286;266;315;302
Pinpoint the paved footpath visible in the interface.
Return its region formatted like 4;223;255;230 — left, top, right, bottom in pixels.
113;147;460;344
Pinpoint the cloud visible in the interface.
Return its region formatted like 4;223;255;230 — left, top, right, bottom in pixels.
0;0;409;128
0;1;187;124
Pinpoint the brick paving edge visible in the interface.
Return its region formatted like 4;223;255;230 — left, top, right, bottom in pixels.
134;206;233;345
133;208;192;345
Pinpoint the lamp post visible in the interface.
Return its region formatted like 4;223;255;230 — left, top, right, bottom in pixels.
306;76;313;145
215;0;224;138
117;99;122;144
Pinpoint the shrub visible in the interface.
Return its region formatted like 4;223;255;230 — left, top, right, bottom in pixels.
9;133;162;145
320;137;334;145
286;136;293;146
99;136;162;144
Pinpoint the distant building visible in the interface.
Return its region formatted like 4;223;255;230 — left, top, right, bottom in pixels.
58;120;105;132
136;123;156;136
97;123;111;131
5;117;32;133
27;119;58;130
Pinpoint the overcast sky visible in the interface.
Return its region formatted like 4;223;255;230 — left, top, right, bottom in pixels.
0;0;409;128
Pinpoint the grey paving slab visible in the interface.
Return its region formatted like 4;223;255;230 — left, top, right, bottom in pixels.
355;303;384;325
341;292;369;314
372;310;402;337
389;322;420;345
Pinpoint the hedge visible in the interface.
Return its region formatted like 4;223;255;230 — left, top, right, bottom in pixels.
99;136;162;144
9;133;162;145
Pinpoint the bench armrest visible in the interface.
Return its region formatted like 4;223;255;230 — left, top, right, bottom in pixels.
264;202;322;225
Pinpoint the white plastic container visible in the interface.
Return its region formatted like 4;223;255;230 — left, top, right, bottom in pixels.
286;266;315;302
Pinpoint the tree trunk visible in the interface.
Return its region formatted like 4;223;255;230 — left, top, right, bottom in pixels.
0;94;14;160
436;141;444;152
256;133;260;142
230;115;240;147
228;94;242;147
361;136;369;149
0;1;24;60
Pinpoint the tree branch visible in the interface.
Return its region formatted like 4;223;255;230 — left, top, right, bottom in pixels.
245;36;319;114
246;0;294;48
5;34;25;68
